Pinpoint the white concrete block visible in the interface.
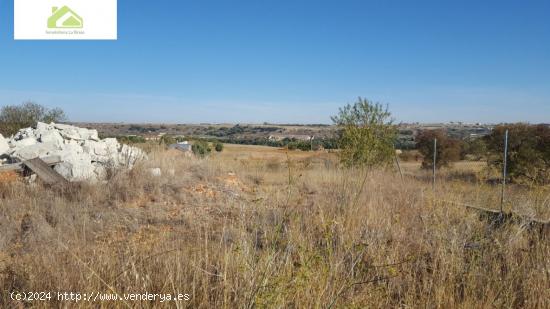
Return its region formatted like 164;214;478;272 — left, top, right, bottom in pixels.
149;168;162;177
11;142;60;160
0;134;9;155
39;130;64;148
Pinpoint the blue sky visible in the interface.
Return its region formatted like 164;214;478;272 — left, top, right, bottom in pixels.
1;0;549;124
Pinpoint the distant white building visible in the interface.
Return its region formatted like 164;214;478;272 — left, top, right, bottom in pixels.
268;134;313;141
169;141;192;155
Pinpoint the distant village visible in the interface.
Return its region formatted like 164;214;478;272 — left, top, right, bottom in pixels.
72;122;528;150
395;122;494;149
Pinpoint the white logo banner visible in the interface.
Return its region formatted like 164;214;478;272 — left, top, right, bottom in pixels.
14;0;117;40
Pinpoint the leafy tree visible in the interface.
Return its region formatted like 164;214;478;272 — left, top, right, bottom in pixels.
192;140;211;158
331;97;397;168
290;140;312;151
321;138;338;150
486;124;550;185
416;130;461;169
287;142;298;150
214;142;224;152
0;102;67;136
461;138;487;160
159;135;177;146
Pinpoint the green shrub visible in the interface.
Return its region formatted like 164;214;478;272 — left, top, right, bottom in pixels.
287;142;298;150
0;102;66;136
214;142;224;152
117;135;146;144
461;138;487;160
331;97;397;168
159;135;177;146
486;124;550;185
192;140;211;158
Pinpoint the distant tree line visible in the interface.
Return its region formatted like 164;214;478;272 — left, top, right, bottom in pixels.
116;135;147;144
196;136;339;150
262;122;331;127
205;124;281;137
117;119;550;185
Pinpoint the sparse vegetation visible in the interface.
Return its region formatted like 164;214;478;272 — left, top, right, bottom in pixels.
191;140;211;157
0;144;547;308
486;124;550;185
331;97;397;168
158;134;177;146
0;102;66;136
461;137;487;160
399;149;422;162
205;124;281;137
416;129;462;169
221;136;337;150
115;135;146;144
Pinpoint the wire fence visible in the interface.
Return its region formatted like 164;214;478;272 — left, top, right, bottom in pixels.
393;130;546;219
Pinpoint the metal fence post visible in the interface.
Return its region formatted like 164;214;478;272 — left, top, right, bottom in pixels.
395;155;404;181
500;130;509;214
433;138;437;191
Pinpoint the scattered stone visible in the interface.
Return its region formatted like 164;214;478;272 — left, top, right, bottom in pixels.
2;122;146;182
149;168;162;177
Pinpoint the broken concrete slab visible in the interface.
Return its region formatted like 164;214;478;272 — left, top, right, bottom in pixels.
3;122;146;182
38;130;64;148
82;139;119;164
119;144;145;168
10;137;38;148
36;121;54;132
12;127;35;141
92;163;107;179
53;123;99;141
0;134;9;155
54;160;96;182
10;142;60;161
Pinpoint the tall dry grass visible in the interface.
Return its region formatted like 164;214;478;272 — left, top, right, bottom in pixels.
0;145;548;308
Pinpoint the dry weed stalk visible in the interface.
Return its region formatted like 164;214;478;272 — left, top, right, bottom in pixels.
0;145;548;308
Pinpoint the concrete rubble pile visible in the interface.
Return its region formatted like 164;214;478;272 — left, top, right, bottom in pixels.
0;122;146;182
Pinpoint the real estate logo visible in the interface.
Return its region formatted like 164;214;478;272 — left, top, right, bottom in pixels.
47;6;83;29
14;0;117;40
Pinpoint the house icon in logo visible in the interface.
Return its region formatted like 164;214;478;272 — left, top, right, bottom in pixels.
47;6;83;29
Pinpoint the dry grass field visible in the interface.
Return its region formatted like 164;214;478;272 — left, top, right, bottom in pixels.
0;143;548;308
